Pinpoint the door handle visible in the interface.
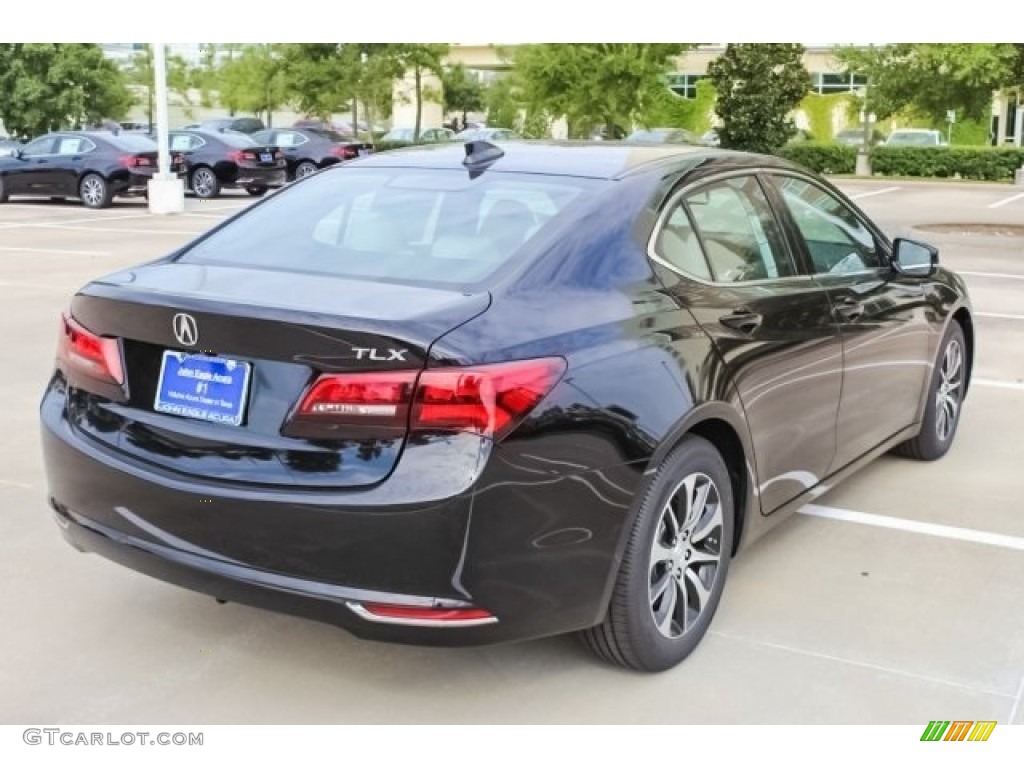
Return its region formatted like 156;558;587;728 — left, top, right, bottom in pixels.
719;310;762;334
834;297;865;322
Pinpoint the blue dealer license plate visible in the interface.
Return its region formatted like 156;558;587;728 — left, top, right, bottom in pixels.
154;352;252;426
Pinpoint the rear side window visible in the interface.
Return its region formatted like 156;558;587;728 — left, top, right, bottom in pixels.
677;176;796;283
178;168;603;286
105;134;158;152
217;132;257;148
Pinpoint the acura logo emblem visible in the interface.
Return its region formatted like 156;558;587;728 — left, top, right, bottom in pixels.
172;313;198;346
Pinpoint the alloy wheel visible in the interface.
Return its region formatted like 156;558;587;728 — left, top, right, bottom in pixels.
295;162;317;180
935;338;963;442
648;472;724;639
193;169;216;197
81;176;105;207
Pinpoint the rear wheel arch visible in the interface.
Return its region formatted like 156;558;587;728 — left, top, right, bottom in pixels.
952;307;973;396
687;418;748;556
645;404;754;555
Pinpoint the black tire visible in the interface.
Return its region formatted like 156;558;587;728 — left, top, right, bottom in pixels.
580;435;734;672
294;161;318;181
0;177;7;203
79;173;112;209
190;166;221;199
245;186;267;197
894;321;967;461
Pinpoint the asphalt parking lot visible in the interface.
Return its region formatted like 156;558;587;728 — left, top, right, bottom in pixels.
3;180;1023;724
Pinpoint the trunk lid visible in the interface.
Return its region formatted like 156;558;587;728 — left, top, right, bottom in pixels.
67;262;490;489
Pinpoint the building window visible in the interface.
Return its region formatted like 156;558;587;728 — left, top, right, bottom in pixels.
810;72;868;95
668;73;709;100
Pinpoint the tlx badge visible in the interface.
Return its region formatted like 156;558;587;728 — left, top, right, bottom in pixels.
353;347;408;362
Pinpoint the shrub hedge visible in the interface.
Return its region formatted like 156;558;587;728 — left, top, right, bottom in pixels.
869;146;1024;181
776;143;857;174
776;143;1024;181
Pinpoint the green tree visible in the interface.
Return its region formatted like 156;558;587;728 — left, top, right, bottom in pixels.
441;63;484;125
281;44;357;121
707;43;810;153
124;45;194;129
0;44;131;139
512;43;693;137
836;44;1021;123
484;75;520;130
217;44;289;126
390;44;450;140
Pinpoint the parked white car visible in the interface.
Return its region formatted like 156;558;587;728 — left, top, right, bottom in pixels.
885;129;947;147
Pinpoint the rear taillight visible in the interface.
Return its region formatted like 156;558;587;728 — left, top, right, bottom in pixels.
330;145;358;159
56;312;124;386
292;358;565;440
119;154;151;168
228;150;245;163
297;371;417;427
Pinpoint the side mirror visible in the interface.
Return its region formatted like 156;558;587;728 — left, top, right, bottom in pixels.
892;238;938;277
10;147;23;159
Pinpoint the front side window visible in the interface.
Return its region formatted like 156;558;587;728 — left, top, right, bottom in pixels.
23;136;55;156
769;175;884;275
682;176;797;283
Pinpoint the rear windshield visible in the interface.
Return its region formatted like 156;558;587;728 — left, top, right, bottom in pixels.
217;132;258;148
105;134;158;151
178;167;604;285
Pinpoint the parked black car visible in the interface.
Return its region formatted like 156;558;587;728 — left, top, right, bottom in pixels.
167;129;286;198
40;142;973;671
198;117;266;134
0;131;157;208
250;127;373;181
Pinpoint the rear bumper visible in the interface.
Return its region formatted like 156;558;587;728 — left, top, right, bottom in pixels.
233;168;286;189
40;377;639;646
51;501;500;646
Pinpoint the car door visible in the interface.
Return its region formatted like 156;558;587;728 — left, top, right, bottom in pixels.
765;173;931;470
10;135;58;194
169;132;202;177
268;130;306;175
52;134;96;195
651;173;843;514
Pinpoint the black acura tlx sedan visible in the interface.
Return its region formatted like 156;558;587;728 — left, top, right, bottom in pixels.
0;131;158;208
40;140;973;671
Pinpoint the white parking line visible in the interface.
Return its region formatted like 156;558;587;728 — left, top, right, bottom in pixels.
959;271;1024;281
710;630;1012;699
977;312;1024;321
848;186;901;200
33;225;206;236
800;504;1024;552
988;192;1024;209
1009;674;1024;724
0;212;152;229
0;246;108;256
0;478;33;489
974;378;1024;391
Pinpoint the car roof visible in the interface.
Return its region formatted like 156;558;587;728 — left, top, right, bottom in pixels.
348;140;776;180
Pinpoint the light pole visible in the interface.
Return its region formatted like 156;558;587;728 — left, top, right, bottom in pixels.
147;42;185;214
855;81;872;177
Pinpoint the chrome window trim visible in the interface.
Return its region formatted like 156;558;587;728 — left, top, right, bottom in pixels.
647;168;813;288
